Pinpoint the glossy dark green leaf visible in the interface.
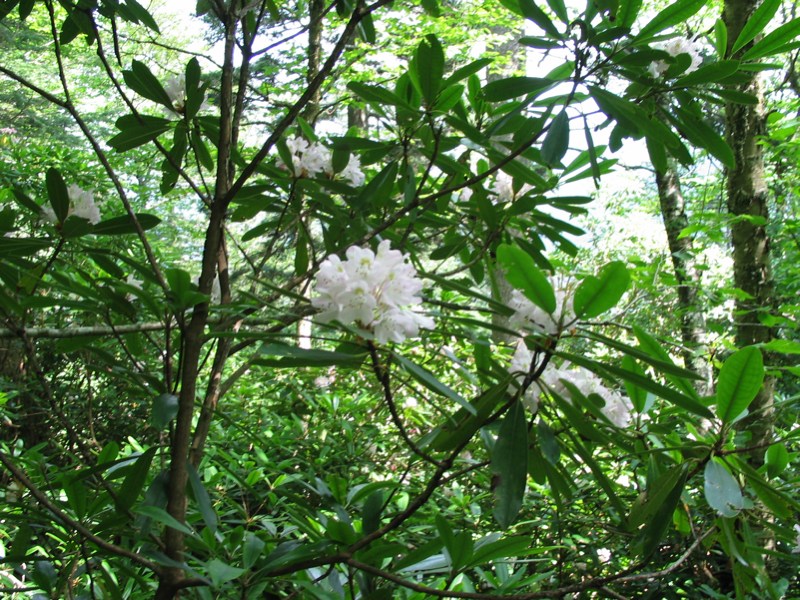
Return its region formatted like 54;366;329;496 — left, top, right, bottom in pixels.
362;490;384;536
636;0;706;41
673;106;735;168
45;167;69;223
765;443;789;479
348;82;412;110
108;114;172;152
410;34;444;105
741;17;800;60
188;463;217;533
617;0;642;28
467;536;534;567
151;393;178;429
123;60;173;107
243;533;266;569
121;0;161;32
541;110;570;166
704;459;744;517
491;401;528;529
116;446;158;513
483;77;553;102
496;242;556;313
716;346;764;424
93;213;161;235
674;60;740;87
546;0;568;23
637;465;687;556
730;0;780;55
714;19;728;58
628;463;688;530
517;0;561;37
0;237;51;257
573;261;629;318
430;381;509;451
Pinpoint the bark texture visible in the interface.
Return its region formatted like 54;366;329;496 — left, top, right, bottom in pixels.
655;162;711;392
723;0;776;463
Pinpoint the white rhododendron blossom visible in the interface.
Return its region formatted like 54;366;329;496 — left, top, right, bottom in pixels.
281;136;364;185
508;341;540;414
164;76;210;116
540;362;633;427
508;280;576;336
312;240;434;343
41;184;101;225
648;37;703;78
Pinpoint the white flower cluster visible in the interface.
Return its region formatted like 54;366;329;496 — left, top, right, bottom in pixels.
508;341;540;413
164;75;210;116
648;37;703;78
508;281;576;337
311;240;434;344
540;361;633;427
793;524;800;554
281;136;365;186
41;184;101;225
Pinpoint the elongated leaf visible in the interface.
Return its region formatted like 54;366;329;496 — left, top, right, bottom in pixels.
93;213;161;235
741;18;800;60
483;77;553;102
518;0;560;37
187;464;217;533
765;443;789;479
430;381;509;451
243;533;266;569
714;19;728;58
673;107;735;168
395;354;475;415
556;350;714;418
704;459;744;517
123;60;173;107
636;0;706;41
618;0;642;28
410;34;444;105
467;536;534;567
628;464;688;530
674;60;740;87
637;465;686;556
443;58;493;87
730;0;780;55
347;82;412;110
716;346;764;423
491;401;528;528
0;237;51;256
46;168;69;223
134;505;195;536
117;447;158;513
541;110;570;166
151;393;178;429
496;242;556;313
573;261;629;318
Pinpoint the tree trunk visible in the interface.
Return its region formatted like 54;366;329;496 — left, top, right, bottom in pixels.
723;0;776;465
655;162;711;392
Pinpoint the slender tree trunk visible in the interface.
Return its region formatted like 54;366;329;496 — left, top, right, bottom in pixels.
303;0;324;125
655;162;711;392
724;0;776;465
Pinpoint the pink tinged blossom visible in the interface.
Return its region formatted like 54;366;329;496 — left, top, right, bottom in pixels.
312;241;433;343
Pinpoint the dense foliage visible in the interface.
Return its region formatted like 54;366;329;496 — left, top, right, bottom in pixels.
0;0;798;598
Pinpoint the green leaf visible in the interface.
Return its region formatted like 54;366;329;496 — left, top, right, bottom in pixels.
134;505;195;536
674;60;740;87
483;77;554;102
714;19;728;58
704;459;744;517
673;106;735;168
243;533;265;569
444;58;493;87
206;558;245;588
621;356;647;413
395;354;476;415
540;110;570;166
632;326;701;399
108;115;173;152
409;34;444;105
617;0;642;28
0;237;51;257
730;0;780;55
637;464;687;556
151;394;178;429
116;447;158;513
122;0;160;32
761;339;800;354
496;242;556;313
187;463;217;533
765;443;789;479
436;514;473;571
467;536;534;567
716;346;764;424
636;0;707;41
123;60;173;107
517;0;561;37
430;381;510;452
256;343;367;368
628;464;688;530
93;213;161;235
491;401;529;529
741;17;800;60
362;490;384;536
45;167;70;223
573;261;629;318
347;82;413;110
